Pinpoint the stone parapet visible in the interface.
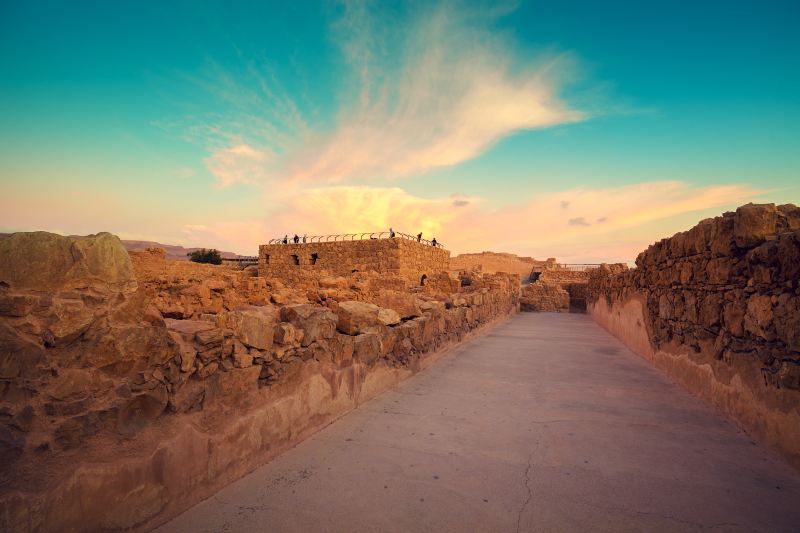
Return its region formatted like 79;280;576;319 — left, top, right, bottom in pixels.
587;203;800;469
259;237;449;286
0;231;516;532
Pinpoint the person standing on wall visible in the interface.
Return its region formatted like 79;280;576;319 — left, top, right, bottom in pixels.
417;232;422;242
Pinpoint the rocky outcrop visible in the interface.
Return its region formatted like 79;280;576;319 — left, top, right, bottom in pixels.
0;231;136;294
0;233;178;464
587;203;800;469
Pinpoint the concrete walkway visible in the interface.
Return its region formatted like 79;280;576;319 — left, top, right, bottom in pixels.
157;313;800;532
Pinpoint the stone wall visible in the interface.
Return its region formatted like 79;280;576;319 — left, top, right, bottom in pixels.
587;203;800;469
537;269;590;285
450;252;556;281
538;269;591;312
259;238;449;286
519;282;569;312
0;232;517;532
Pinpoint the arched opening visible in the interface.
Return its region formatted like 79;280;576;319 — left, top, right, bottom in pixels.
530;271;541;282
420;274;428;286
311;253;319;265
263;254;270;265
291;254;300;265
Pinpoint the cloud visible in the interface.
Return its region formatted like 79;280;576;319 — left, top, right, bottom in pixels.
204;143;272;187
190;2;583;187
560;200;570;209
452;200;470;207
568;217;590;226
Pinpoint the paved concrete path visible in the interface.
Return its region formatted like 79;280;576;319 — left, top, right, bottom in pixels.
157;313;800;532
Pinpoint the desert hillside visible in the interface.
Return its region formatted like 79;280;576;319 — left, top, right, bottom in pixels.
120;239;244;261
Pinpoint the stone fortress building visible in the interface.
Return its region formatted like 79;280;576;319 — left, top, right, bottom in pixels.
259;232;449;286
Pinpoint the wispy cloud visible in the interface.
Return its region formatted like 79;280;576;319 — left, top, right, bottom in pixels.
568;217;590;226
184;1;583;187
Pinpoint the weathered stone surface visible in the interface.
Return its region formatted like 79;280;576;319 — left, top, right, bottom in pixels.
734;203;777;248
259;237;449;286
273;322;300;345
280;304;336;346
353;332;381;365
0;231;136;293
373;290;421;319
0;325;44;379
168;380;205;413
49;369;112;402
335;301;400;335
203;366;261;406
117;386;168;437
377;307;401;326
225;307;276;350
587;202;800;471
520;282;569;312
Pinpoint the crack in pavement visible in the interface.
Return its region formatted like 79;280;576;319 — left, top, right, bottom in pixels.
516;452;534;533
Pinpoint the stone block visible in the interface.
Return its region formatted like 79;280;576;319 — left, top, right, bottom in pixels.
734;203;777;249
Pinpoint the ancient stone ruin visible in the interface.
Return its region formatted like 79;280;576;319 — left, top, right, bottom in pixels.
0;231;518;531
1;203;799;531
587;203;800;469
259;234;449;286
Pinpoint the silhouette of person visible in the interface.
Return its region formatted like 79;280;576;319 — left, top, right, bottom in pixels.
431;238;438;247
293;234;299;244
389;227;395;238
417;232;422;242
282;235;288;244
302;234;307;243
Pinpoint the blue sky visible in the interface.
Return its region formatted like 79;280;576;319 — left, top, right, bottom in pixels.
1;0;798;261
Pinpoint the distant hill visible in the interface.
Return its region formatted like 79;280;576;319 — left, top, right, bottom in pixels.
120;240;245;261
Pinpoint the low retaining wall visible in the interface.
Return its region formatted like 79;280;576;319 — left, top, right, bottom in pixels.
1;314;512;532
587;203;800;470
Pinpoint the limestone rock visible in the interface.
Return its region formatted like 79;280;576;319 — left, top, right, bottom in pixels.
0;231;136;293
373;290;421;319
520;282;569;312
335;301;398;335
225;307;276;350
377;307;401;326
168;380;205;413
353;332;381;365
273;322;300;345
279;304;336;347
734;203;777;249
117;385;168;437
0;324;45;380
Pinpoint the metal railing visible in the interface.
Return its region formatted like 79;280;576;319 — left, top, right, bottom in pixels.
267;231;446;249
559;264;602;272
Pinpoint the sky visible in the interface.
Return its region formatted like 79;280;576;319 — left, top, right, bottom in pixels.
1;0;799;262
